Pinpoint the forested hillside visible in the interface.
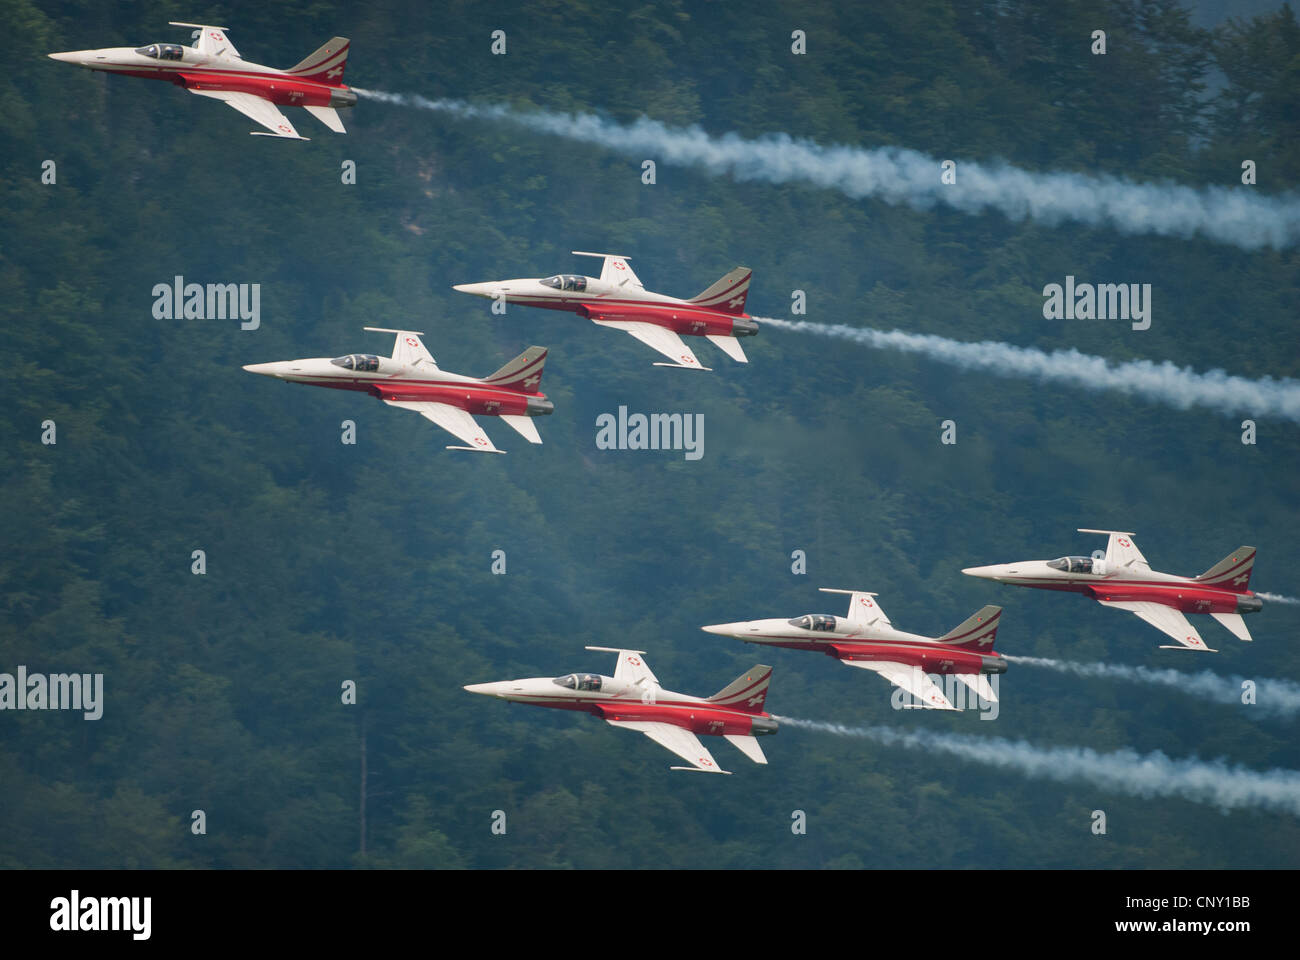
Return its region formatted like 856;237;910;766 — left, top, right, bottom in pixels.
2;0;1298;868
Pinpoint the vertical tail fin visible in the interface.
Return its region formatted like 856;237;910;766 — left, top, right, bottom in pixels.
286;37;350;84
707;665;772;714
938;606;1002;651
484;346;547;393
1195;547;1256;592
689;267;751;315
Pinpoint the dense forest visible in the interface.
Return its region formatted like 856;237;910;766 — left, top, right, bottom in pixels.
2;0;1298;869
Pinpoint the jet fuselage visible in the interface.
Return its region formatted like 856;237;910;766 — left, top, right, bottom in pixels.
241;356;553;419
702;617;1006;675
48;44;357;110
452;277;759;339
960;560;1262;616
464;675;777;739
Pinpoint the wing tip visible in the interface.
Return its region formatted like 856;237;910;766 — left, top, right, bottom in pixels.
445;445;506;454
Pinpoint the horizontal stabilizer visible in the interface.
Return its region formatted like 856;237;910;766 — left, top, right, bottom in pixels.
953;672;998;703
723;734;768;765
1210;611;1253;642
304;105;346;133
499;415;542;445
706;334;748;363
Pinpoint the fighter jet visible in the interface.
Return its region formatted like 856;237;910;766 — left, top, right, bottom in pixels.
243;328;553;453
962;530;1262;652
703;589;1005;711
464;648;776;773
48;23;355;139
453;252;759;370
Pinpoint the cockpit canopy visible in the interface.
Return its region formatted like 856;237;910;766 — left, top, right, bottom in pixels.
330;354;381;372
552;673;602;691
788;614;837;631
1047;556;1097;574
540;274;588;292
136;43;185;61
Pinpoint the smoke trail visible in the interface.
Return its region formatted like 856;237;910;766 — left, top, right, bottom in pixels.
354;90;1300;251
1258;592;1300;606
775;715;1300;816
754;316;1300;422
1003;655;1300;718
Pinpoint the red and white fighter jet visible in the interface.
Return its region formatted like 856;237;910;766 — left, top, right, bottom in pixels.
464;648;776;773
243;328;553;453
962;530;1262;652
703;589;1005;710
453;252;759;370
48;23;355;140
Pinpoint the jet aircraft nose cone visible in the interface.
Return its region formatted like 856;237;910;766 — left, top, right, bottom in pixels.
48;52;79;63
701;624;734;635
242;362;282;377
453;282;498;297
463;682;499;696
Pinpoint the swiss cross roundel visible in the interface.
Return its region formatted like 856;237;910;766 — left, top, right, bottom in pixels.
860;597;873;607
627;656;641;666
405;337;418;346
613;260;626;270
210;32;222;40
1118;537;1131;548
474;437;487;446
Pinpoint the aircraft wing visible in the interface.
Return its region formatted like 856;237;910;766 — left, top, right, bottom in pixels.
587;648;659;689
821;588;891;628
589;318;708;370
839;657;957;709
1098;600;1214;651
572;251;644;290
188;89;307;139
365;327;436;368
1080;529;1150;573
171;22;242;59
605;720;729;773
381;399;503;453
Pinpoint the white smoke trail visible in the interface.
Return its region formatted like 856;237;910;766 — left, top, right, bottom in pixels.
354;90;1300;251
1003;655;1300;718
754;316;1300;422
1258;592;1300;605
775;715;1300;816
